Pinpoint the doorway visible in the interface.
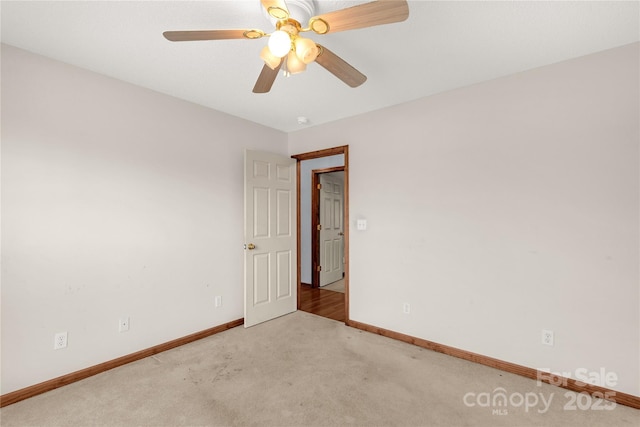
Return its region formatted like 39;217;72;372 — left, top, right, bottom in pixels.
292;146;349;323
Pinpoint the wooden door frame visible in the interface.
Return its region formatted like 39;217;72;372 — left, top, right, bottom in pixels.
291;145;349;323
311;167;345;288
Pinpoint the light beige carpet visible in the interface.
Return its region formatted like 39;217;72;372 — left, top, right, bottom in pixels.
321;278;344;293
1;311;637;426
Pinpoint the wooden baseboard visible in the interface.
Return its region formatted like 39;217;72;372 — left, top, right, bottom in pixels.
4;317;638;410
0;318;244;408
346;319;640;410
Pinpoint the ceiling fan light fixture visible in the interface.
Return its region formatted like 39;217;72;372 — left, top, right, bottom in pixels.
260;46;282;70
294;37;319;64
286;50;307;74
268;30;292;57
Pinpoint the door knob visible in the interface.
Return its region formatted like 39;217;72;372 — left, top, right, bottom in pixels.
338;232;344;236
245;243;256;250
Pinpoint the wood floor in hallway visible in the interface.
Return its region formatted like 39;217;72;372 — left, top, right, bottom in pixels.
299;284;345;322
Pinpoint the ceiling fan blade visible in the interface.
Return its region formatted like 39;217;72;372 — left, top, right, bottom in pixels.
315;45;367;88
253;59;284;93
163;29;255;42
261;0;290;20
310;0;409;34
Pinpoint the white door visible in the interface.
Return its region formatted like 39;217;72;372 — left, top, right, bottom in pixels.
244;150;297;328
319;173;344;286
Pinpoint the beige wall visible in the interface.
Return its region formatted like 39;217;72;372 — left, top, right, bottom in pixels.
288;43;639;396
1;44;287;394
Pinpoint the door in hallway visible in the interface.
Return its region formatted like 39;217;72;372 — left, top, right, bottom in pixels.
319;172;344;286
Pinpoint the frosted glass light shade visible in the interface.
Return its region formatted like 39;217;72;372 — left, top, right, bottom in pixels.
287;51;306;74
294;37;319;64
260;46;281;70
268;30;291;58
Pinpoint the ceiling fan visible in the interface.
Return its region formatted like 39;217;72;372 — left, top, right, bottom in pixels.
163;0;409;93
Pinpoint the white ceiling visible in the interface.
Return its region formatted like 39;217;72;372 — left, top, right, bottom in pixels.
2;1;638;132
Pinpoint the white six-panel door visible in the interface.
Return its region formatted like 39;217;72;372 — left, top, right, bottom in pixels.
319;173;344;286
244;150;297;328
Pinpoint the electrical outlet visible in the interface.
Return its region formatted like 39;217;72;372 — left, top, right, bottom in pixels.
119;317;130;332
403;303;411;314
542;329;554;346
215;296;222;307
54;332;67;350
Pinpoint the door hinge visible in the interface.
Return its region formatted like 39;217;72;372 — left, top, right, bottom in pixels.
317;183;322;190
317;224;322;231
316;265;322;272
